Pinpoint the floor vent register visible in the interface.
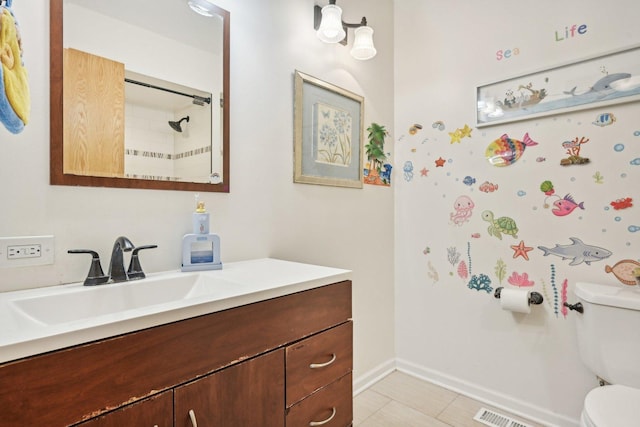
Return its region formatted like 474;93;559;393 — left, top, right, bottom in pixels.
473;407;533;427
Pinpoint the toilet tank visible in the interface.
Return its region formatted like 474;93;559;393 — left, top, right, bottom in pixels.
574;282;640;387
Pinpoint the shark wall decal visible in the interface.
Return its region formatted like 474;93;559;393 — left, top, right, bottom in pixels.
538;237;612;266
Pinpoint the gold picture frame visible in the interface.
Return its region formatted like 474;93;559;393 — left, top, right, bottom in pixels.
294;70;364;188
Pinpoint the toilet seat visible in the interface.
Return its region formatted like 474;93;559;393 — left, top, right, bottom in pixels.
581;384;640;426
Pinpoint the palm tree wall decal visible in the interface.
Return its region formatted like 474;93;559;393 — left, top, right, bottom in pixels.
365;123;389;183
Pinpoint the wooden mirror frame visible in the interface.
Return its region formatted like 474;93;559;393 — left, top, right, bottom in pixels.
49;0;230;192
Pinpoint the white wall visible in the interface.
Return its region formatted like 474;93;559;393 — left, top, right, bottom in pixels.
0;0;395;387
394;1;640;425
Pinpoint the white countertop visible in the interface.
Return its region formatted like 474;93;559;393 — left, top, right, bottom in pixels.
0;258;351;364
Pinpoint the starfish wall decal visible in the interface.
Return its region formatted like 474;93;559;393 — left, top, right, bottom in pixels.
511;240;534;260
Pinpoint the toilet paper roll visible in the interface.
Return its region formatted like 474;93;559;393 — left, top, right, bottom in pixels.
500;288;531;313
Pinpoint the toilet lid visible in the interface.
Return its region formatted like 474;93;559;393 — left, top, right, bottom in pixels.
583;385;640;426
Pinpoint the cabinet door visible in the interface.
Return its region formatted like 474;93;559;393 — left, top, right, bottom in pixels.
75;391;172;427
175;349;285;427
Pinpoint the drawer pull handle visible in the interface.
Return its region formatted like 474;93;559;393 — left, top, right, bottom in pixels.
309;407;336;426
188;409;198;427
310;353;336;369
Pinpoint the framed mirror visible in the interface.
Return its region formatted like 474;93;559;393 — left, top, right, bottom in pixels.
50;0;230;192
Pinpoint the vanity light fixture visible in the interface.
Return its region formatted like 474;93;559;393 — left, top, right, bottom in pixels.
187;0;217;17
314;0;377;60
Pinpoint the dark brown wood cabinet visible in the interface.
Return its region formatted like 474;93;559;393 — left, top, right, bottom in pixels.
76;391;173;427
0;281;352;427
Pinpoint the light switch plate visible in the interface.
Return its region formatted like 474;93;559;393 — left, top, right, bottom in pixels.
0;236;55;268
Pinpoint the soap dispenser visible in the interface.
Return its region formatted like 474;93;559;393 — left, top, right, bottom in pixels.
181;195;222;271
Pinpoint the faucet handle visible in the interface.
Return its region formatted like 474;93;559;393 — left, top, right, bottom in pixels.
68;249;109;286
127;245;158;280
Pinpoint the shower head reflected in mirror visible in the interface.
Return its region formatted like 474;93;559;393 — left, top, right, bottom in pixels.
168;116;190;132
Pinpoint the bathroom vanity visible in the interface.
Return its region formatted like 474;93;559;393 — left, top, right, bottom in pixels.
0;259;352;426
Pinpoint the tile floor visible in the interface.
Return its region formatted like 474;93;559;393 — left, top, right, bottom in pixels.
354;371;546;427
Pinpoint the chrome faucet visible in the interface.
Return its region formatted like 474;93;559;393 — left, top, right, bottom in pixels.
109;236;135;283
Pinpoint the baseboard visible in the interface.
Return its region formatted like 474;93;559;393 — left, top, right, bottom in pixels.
352;358;396;396
396;358;580;427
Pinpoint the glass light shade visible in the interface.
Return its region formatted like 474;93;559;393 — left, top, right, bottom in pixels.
350;26;377;60
188;0;216;17
317;5;346;43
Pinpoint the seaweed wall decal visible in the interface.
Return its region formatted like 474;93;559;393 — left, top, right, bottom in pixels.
428;261;439;284
447;247;461;266
494;259;507;284
458;260;469;280
550;264;559;317
561;279;569;318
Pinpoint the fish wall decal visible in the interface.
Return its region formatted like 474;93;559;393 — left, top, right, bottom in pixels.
486;133;538;167
552;194;585;216
605;259;640;285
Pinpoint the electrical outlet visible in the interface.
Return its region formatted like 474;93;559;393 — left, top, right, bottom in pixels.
8;244;43;259
0;236;54;267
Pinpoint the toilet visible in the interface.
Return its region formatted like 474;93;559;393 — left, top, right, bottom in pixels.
574;282;640;426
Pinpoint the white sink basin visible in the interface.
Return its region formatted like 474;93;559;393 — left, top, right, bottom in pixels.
10;272;239;325
0;258;352;364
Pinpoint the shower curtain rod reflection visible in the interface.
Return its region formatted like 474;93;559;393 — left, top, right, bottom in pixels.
124;78;212;105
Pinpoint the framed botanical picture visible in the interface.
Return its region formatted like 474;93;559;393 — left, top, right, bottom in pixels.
476;43;640;127
294;70;364;188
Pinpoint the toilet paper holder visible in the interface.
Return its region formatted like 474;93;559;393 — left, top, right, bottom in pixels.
494;287;544;305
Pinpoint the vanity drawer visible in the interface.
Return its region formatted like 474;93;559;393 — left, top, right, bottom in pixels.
286;321;352;407
286;373;352;427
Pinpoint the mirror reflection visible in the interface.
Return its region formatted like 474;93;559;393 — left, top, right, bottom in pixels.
50;0;229;192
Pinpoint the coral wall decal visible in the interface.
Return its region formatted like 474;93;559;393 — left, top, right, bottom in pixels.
468;274;493;293
560;136;590;166
507;271;535;287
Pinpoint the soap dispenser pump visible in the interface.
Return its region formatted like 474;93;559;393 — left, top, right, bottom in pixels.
181;195;222;271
